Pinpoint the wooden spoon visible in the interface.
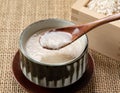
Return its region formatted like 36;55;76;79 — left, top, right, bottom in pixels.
40;13;120;50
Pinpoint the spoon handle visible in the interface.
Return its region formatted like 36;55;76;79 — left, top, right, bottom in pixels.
81;13;120;33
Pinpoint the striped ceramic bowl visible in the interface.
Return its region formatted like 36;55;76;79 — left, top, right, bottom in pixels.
19;18;88;88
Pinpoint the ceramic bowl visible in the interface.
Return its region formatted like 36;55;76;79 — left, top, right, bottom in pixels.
19;18;88;88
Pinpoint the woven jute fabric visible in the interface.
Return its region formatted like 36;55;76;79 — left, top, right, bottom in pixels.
0;0;120;93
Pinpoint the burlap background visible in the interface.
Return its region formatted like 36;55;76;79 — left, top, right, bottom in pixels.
0;0;120;93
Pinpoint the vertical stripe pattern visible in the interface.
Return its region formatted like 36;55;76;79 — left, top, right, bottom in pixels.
20;49;88;88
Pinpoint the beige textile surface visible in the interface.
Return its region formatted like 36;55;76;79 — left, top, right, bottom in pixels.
0;0;120;93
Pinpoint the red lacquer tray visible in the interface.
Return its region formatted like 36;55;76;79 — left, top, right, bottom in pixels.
12;51;94;93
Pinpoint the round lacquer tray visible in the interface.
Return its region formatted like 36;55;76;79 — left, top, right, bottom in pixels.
12;51;94;93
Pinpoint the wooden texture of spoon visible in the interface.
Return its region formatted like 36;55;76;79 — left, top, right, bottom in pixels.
41;13;120;49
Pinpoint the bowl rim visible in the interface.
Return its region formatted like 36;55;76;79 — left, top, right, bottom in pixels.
19;18;88;66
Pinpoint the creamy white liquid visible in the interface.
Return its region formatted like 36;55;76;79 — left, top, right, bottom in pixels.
40;31;72;49
25;29;87;64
